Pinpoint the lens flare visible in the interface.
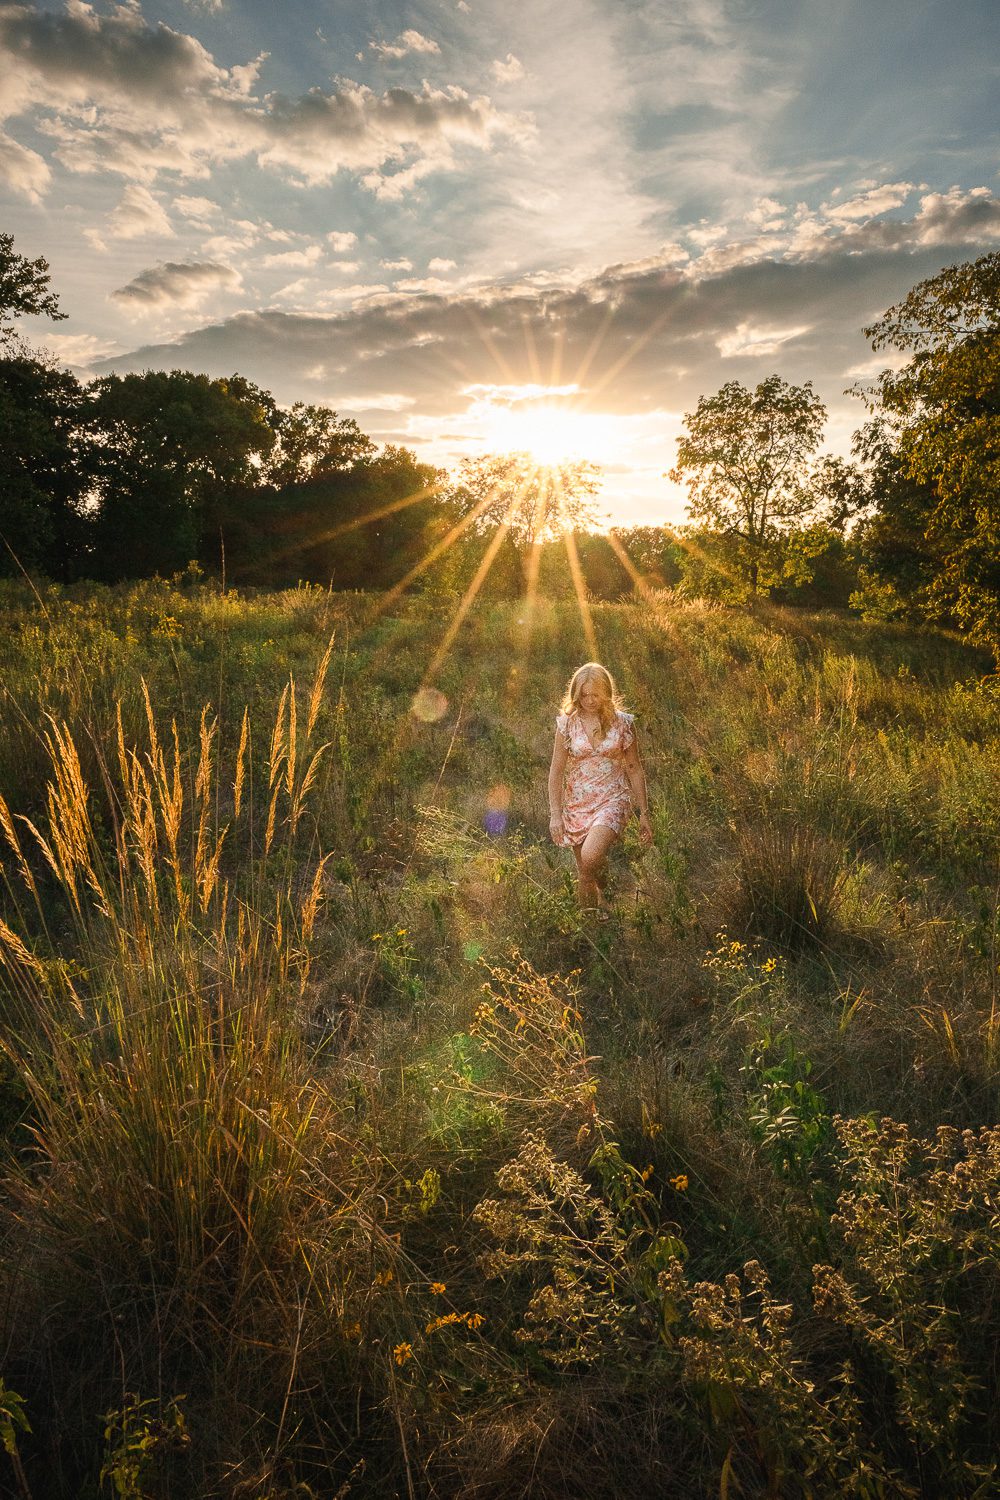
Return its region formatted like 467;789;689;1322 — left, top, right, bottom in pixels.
411;687;448;722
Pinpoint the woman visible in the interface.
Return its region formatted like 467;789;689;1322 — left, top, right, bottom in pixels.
548;662;653;912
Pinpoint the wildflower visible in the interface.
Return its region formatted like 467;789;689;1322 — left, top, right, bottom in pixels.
392;1342;413;1366
429;1282;447;1295
641;1164;655;1183
669;1173;689;1192
373;1269;394;1287
396;927;408;936
370;932;383;942
463;1312;485;1330
644;1120;664;1139
761;956;778;973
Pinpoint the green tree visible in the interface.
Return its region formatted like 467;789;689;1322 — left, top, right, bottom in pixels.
0;355;94;579
446;452;602;554
86;370;277;579
858;251;1000;654
0;232;66;349
670;376;827;595
264;402;376;487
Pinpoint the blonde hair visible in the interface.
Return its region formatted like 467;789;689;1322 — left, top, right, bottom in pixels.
560;662;622;733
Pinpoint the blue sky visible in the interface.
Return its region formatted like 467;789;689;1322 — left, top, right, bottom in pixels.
2;0;999;523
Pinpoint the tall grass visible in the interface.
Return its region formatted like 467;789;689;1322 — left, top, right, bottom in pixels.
0;577;999;1495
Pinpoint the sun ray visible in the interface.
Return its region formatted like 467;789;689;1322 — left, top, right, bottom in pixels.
561;510;599;661
256;478;449;572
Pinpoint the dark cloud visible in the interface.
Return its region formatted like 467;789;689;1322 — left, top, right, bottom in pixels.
111;259;241;307
95;205;1000;438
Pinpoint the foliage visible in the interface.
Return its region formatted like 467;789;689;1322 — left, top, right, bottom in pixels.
446;451;603;554
0;354;95;579
0;231;65;348
858;251;1000;658
670;375;828;594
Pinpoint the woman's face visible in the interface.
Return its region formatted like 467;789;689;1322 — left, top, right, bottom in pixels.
578;677;610;714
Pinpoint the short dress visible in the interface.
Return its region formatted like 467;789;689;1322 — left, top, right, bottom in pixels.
554;709;636;848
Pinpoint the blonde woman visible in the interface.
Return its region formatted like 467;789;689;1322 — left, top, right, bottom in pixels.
548;662;653;912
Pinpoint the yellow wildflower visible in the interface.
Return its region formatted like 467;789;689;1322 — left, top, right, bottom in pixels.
429;1282;446;1295
640;1164;655;1183
373;1269;394;1287
463;1312;485;1330
393;1342;413;1366
669;1173;689;1192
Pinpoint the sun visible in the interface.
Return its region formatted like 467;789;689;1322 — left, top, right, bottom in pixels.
465;385;629;467
477;401;603;465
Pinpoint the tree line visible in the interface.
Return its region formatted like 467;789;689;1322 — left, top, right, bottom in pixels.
2;231;999;652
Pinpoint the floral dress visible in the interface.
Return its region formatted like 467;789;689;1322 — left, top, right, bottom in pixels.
554;709;635;847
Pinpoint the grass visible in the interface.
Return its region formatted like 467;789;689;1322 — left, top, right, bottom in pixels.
0;575;998;1496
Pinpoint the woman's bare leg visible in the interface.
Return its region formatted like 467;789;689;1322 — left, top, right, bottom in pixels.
575;824;619;910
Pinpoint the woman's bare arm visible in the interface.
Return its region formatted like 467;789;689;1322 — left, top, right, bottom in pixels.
548;729;568;842
623;735;654;847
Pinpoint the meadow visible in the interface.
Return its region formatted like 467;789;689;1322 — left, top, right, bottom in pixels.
1;574;999;1498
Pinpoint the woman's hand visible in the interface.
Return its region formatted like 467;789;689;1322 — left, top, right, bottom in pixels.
637;812;654;848
549;814;564;844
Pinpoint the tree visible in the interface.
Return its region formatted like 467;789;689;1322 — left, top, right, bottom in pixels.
0;232;66;349
0;355;94;578
669;376;827;594
446;453;603;554
85;370;277;579
857;252;1000;655
263;402;376;487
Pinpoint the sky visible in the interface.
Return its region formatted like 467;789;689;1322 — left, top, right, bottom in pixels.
2;0;1000;526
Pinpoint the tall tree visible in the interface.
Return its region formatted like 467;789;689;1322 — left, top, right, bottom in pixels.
263;403;376;487
0;356;94;578
858;251;1000;655
85;370;277;579
0;232;66;349
669;376;827;595
446;453;602;551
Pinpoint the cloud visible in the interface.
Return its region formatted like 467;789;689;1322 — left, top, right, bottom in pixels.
36;330;121;368
174;194;219;220
111;259;241;308
428;257;457;272
381;258;414;271
0;3;520;195
326;230;357;252
260;244;322;269
491;54;525;84
95;188;1000;442
0;129;50;201
717;321;812;358
823;182;914;222
105;183;174;239
370;29;441;60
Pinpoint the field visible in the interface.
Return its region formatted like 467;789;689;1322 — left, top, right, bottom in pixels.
1;575;1000;1498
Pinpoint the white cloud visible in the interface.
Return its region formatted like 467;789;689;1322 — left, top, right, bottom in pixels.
370;29;441;60
106;183;174;239
491;54;525;84
381;258;414;271
174;194;220;220
260;244;322;269
37;330;121;367
0;129;49;201
0;6;519;195
717;320;812;357
823;182;914;222
428;257;457;272
111;259;241;309
327;230;358;252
